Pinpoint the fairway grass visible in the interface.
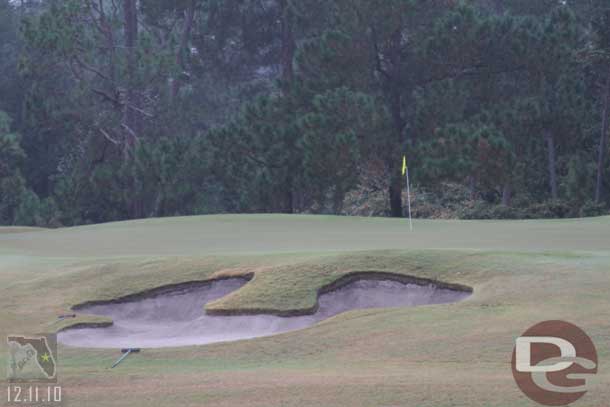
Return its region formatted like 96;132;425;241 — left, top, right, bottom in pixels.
1;215;609;406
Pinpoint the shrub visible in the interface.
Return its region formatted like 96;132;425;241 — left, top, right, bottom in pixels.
13;191;61;227
458;203;523;219
579;200;608;217
527;200;574;219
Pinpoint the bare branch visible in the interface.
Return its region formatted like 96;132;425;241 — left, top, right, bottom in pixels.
99;128;119;145
370;26;391;81
92;88;121;107
73;55;111;82
121;123;139;143
127;104;154;118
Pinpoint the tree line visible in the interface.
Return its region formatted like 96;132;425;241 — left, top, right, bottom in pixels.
1;0;610;226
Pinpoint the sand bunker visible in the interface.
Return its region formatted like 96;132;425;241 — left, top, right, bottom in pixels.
58;276;471;348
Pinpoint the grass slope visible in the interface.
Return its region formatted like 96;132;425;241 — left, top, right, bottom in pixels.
1;215;609;406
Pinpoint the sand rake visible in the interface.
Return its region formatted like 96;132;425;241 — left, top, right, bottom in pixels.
111;348;141;368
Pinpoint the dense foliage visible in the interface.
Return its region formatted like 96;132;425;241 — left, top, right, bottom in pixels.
1;0;609;226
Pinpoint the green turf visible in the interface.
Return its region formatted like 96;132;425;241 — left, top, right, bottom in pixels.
2;214;610;257
1;215;609;406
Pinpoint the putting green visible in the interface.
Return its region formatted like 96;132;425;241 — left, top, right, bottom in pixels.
1;215;609;406
2;214;610;257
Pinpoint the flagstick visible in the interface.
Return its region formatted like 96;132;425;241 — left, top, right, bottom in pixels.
406;167;413;231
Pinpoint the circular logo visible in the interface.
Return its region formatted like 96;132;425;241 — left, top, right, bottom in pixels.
511;321;598;406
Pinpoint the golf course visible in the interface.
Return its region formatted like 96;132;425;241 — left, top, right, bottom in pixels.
1;214;609;406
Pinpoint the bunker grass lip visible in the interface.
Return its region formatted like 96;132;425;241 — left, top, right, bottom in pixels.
57;273;471;349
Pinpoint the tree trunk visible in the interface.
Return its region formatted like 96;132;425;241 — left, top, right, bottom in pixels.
284;188;294;214
123;0;138;146
388;88;404;218
333;185;344;214
544;129;558;200
595;71;610;203
171;0;196;100
501;183;511;206
467;175;476;200
123;0;140;219
279;0;295;214
279;0;296;90
389;170;403;218
280;176;294;214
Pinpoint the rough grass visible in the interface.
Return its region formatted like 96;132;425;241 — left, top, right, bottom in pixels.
1;215;609;406
0;226;46;234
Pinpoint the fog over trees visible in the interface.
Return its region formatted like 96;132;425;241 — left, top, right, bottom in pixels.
1;0;610;226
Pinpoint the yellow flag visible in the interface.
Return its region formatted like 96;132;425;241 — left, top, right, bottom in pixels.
401;155;407;176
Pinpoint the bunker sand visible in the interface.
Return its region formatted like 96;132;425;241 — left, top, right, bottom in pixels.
58;277;471;348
